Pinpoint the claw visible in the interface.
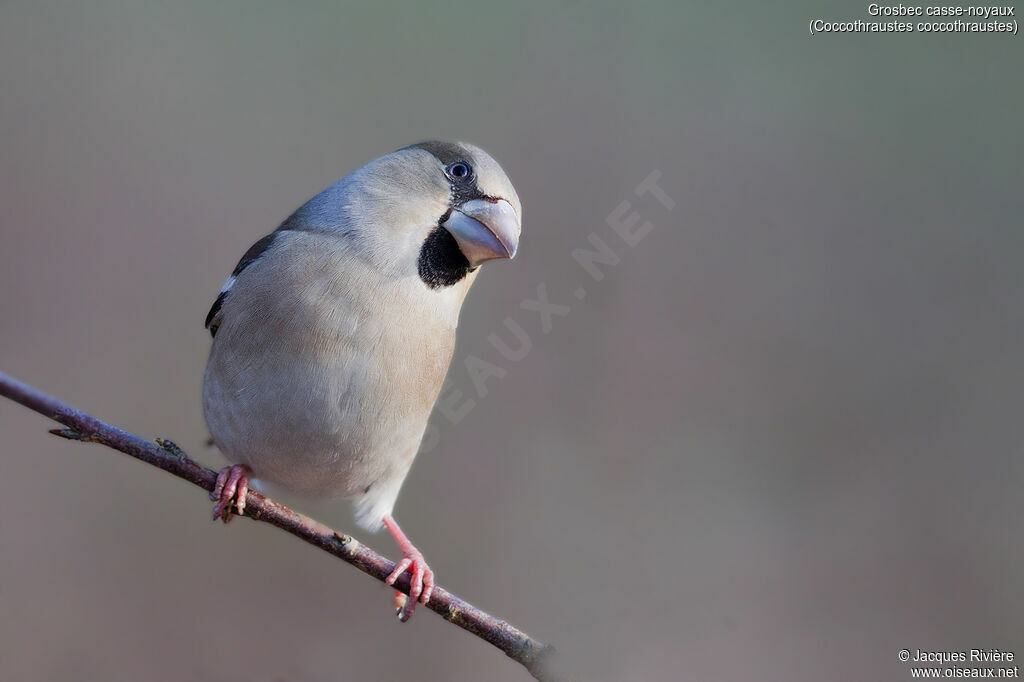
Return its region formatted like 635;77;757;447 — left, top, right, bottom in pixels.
394;591;411;622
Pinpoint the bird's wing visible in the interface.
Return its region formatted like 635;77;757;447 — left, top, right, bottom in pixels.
205;232;279;337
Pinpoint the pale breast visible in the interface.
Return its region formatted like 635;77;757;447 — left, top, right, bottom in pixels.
202;230;463;499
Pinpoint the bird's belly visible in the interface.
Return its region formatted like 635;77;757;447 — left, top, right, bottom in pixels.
204;329;451;500
202;245;459;501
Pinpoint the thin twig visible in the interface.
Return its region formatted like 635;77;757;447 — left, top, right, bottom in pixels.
0;371;561;681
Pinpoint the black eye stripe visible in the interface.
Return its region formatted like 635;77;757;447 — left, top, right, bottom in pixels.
450;181;487;206
407;141;490;206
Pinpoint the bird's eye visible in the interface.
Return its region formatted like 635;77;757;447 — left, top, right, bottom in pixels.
446;162;472;180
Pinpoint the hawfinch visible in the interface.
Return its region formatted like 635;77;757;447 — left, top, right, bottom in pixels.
202;141;521;620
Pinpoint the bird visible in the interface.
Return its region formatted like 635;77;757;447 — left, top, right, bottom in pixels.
201;141;521;620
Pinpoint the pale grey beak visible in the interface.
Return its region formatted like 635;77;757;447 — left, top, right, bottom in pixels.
442;198;520;267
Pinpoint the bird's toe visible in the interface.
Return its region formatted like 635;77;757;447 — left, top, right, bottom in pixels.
388;550;433;621
210;464;251;523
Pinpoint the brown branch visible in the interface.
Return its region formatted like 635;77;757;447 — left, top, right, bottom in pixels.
0;371;562;681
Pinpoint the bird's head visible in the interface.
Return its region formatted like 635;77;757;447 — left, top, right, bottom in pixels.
291;141;521;289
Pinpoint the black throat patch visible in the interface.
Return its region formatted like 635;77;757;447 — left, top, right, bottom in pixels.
409;141;489;289
417;223;472;289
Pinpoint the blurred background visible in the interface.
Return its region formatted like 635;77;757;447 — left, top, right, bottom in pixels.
1;2;1022;680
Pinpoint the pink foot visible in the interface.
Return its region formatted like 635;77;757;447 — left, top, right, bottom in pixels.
211;464;251;523
383;515;435;622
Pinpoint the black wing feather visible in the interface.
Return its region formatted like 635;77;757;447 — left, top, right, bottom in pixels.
205;232;280;337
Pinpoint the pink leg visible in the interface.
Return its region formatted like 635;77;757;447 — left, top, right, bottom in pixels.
211;464;251;523
383;515;435;622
